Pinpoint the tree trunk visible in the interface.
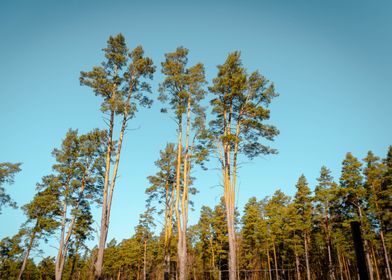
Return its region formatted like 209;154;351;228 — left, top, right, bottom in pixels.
56;193;68;280
304;232;311;280
68;247;79;280
380;230;392;280
95;108;115;279
175;113;183;280
227;213;236;280
371;244;380;280
295;244;301;280
267;241;272;280
17;229;36;280
273;240;279;280
144;239;147;280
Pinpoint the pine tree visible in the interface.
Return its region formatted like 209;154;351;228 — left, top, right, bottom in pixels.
17;177;60;280
159;46;207;280
241;197;264;272
314;166;337;280
293;175;313;280
264;190;291;280
146;143;177;279
209;51;279;280
378;147;392;278
53;129;106;280
340;152;374;279
80;34;155;278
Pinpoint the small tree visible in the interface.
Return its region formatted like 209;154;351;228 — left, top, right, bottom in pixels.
209;52;279;280
80;34;155;278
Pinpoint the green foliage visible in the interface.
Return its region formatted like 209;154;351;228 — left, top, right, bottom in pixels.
80;33;155;117
209;51;279;159
0;162;21;213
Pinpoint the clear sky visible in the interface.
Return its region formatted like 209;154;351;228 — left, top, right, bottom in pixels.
1;0;391;258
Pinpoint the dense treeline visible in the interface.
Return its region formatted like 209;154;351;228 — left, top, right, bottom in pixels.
1;147;391;279
0;34;391;280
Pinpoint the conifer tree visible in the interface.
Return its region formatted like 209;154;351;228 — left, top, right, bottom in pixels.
53;129;106;280
80;34;155;278
209;52;279;280
146;143;177;278
314;166;337;280
294;175;313;280
241;197;264;272
159;46;207;280
378;147;392;278
339;152;374;279
17;176;60;280
264;190;291;280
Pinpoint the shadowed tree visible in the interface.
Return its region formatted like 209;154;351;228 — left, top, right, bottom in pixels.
209;51;279;280
80;33;155;278
159;46;207;280
0;162;21;214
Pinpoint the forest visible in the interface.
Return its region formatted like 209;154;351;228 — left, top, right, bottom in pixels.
0;34;391;280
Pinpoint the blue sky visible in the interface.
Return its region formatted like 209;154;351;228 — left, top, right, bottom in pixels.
1;0;391;257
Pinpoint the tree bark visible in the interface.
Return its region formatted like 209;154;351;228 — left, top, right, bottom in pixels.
17;228;37;280
175;114;183;280
94;107;115;279
379;230;392;280
295;243;301;280
273;240;279;280
304;232;311;280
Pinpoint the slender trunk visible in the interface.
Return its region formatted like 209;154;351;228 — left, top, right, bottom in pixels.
175;114;183;280
304;232;311;280
324;208;335;280
178;97;191;280
337;248;344;280
144;239;147;280
273;240;279;280
68;244;80;280
365;238;374;280
56;190;68;280
95;107;115;278
164;181;174;280
380;229;392;280
267;241;272;280
357;205;374;280
95;86;131;278
294;243;301;280
371;244;380;280
17;228;37;280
